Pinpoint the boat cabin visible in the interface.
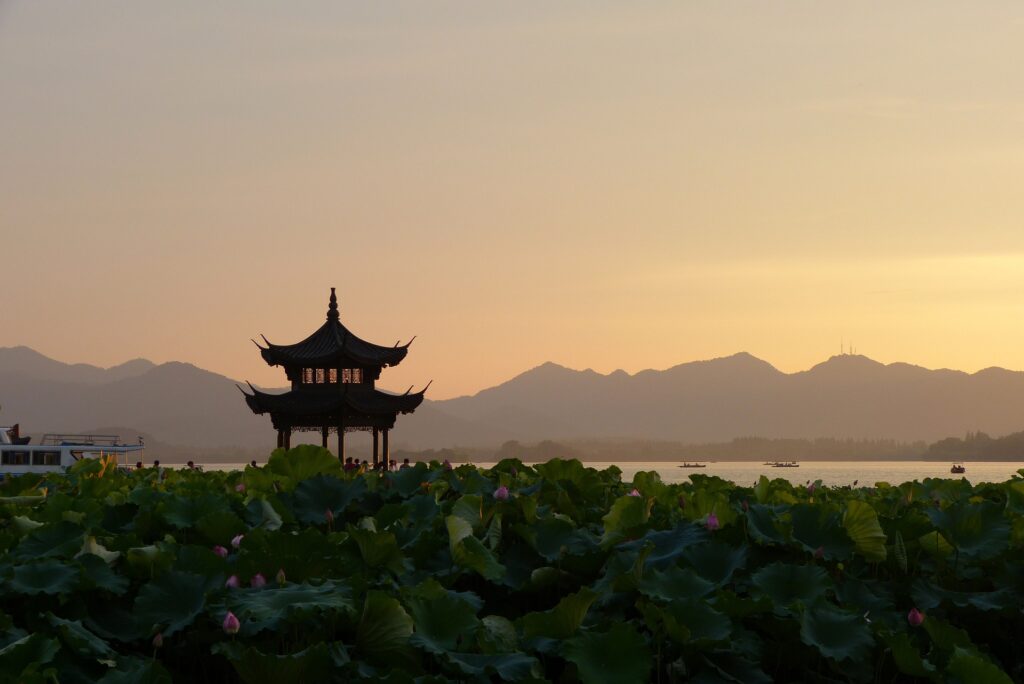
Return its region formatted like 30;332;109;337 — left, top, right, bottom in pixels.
1;427;145;475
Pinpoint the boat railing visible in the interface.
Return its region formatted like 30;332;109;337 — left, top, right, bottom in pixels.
40;433;123;447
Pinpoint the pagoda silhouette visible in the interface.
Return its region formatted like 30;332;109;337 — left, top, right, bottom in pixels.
241;288;427;466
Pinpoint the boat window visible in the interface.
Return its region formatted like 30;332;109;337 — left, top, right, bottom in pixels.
31;451;61;466
1;451;30;466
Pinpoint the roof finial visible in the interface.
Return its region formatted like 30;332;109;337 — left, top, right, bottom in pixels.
327;287;339;321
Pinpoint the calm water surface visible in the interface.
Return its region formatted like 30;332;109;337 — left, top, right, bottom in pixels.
207;460;1024;486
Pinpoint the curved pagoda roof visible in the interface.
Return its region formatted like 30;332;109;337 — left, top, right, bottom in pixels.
241;383;426;418
257;288;412;369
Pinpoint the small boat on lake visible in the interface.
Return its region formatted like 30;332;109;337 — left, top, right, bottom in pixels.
771;461;800;468
950;463;966;474
1;423;145;475
678;462;707;468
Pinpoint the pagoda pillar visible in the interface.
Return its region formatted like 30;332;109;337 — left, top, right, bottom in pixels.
372;428;379;468
338;429;346;462
382;429;390;470
276;429;284;449
284;428;292;450
321;426;329;449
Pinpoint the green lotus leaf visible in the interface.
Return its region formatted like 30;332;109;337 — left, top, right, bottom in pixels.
95;658;173;683
918;530;954;557
746;504;788;545
450;495;485;532
447;515;505;580
884;632;935;678
237;527;352;582
520;588;597;640
291;474;367;525
195;510;247;546
681;541;746;587
637;565;715;603
77;536;120;564
799;605;873;662
388;462;434;497
45;613;116;661
911;580;1013;612
406;589;480;654
225;580;354;635
133;570;207;637
618;522;707;568
700;651;773;684
662;599;732;643
926;502;1009;559
946;647;1013;684
356;591;416;669
10;515;43;535
124;545;174;577
9;559;79;595
14;520;84;559
213;641;348;684
843;500;887;562
161;493;229;529
445;652;540;681
563;623;652;684
244;498;284;531
349;527;406;574
267;446;342;489
789;504;854;559
601;495;651;546
751;562;830;611
923;616;973;653
78;553;130;595
0;633;61;679
478;615;518;654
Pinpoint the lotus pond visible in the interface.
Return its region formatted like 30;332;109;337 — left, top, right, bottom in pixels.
1;447;1022;683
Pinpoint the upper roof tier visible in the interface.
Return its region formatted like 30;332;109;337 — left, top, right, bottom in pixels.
257;288;412;369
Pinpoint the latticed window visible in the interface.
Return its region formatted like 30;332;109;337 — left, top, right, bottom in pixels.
341;369;363;383
303;368;314;384
329;368;338;383
315;368;326;384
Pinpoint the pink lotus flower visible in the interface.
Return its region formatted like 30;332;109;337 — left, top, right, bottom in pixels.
225;575;240;588
231;534;244;549
212;545;228;558
250;573;267;588
443;459;453;471
628;488;641;497
223;611;240;635
493;486;509;501
907;608;925;627
275;568;286;585
706;513;720;531
235;483;246;493
325;508;334;525
807;482;817;495
152;632;163;649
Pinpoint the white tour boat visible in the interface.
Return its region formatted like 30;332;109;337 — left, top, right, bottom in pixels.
1;423;145;475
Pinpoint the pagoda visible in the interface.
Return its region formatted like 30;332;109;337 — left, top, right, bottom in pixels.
241;288;427;466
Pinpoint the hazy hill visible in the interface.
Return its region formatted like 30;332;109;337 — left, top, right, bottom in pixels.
3;346;1024;455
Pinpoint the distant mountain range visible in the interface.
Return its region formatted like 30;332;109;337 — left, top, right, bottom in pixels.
2;346;1024;457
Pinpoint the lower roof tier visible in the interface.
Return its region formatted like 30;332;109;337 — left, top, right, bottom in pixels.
241;384;425;420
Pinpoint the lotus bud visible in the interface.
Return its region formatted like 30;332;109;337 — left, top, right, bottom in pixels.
907;608;925;627
493;485;509;501
443;459;453;471
275;568;286;585
223;611;241;635
706;513;720;531
152;632;163;649
225;574;240;588
235;483;246;493
807;482;816;495
250;573;267;588
628;488;641;497
231;534;244;549
814;545;825;560
325;508;334;525
677;495;686;510
212;545;229;558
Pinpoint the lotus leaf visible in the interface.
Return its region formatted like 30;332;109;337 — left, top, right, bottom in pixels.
133;570;207;637
356;591;416;669
520;587;597;640
843;500;887;562
751;562;830;611
799;605;873;662
8;559;79;595
563;623;652;684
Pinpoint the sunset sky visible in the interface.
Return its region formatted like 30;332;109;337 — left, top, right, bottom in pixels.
2;3;1024;399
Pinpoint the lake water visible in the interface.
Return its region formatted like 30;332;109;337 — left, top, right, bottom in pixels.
204;460;1024;486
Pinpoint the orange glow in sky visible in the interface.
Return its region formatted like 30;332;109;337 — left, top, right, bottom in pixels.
2;3;1024;399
